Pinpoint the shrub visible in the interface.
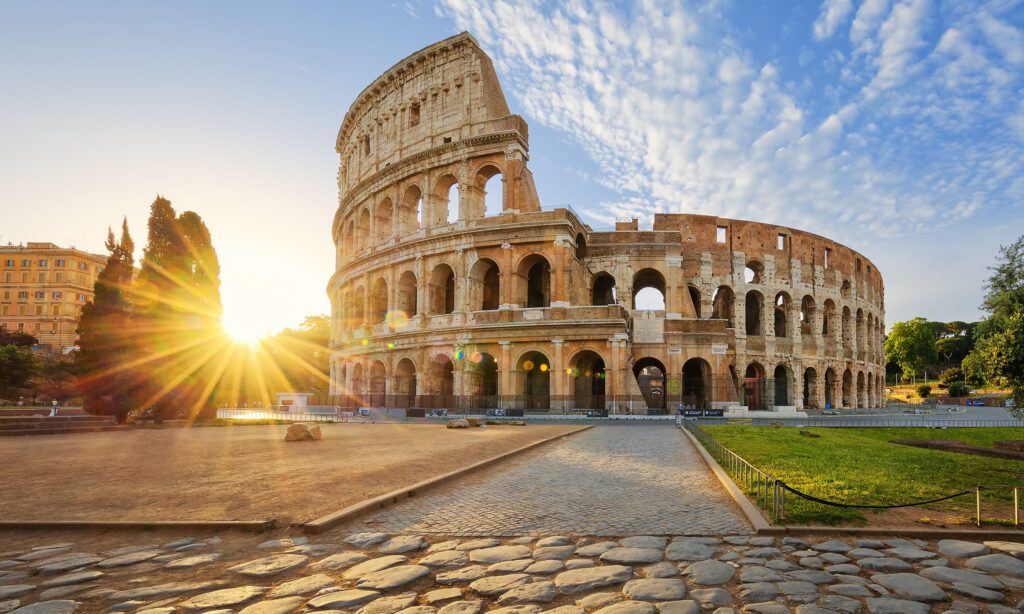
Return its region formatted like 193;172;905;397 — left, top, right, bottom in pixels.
917;384;932;398
947;382;969;397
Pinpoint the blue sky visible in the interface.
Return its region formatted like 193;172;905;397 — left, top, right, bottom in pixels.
1;0;1022;337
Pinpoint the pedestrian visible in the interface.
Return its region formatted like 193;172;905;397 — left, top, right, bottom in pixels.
49;398;59;417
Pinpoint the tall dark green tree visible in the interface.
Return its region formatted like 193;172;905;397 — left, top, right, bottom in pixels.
77;218;137;421
0;344;37;401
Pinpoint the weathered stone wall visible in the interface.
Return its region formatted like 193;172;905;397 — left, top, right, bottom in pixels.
328;33;886;413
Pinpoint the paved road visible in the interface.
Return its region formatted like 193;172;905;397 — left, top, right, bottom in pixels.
352;424;752;536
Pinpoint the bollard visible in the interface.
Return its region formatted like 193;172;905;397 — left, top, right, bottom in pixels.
1015;487;1020;528
976;486;982;528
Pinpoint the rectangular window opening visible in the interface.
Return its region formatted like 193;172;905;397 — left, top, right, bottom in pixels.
409;103;420;127
824;248;832;269
716;226;727;243
777;233;786;250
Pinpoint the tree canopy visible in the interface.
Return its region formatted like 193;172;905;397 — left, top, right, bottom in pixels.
884;317;937;380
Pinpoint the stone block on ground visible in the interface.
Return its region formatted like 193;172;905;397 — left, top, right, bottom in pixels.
285;422;322;441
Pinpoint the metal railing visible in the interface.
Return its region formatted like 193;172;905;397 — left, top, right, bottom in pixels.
748;417;1023;428
684;421;786;521
216;408;341;423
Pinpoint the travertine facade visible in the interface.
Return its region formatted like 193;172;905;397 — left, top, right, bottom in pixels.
0;242;107;353
327;33;885;413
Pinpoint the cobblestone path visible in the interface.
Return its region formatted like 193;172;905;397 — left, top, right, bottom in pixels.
353;425;752;536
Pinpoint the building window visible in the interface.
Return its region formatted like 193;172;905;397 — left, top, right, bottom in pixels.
363;136;371;156
35;291;44;299
38;272;47;283
39;259;47;267
55;272;62;282
409;103;421;127
52;291;62;300
78;294;86;301
56;259;64;267
3;259;12;267
824;248;832;269
716;226;727;243
3;272;9;283
17;291;28;300
0;305;7;316
22;259;30;267
777;233;786;250
79;262;88;270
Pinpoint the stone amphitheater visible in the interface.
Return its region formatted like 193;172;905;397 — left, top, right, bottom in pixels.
327;33;885;415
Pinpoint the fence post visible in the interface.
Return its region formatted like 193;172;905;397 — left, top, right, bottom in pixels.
976;486;982;528
1015;487;1020;528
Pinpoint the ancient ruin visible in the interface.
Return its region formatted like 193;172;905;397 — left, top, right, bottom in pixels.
327;33;885;414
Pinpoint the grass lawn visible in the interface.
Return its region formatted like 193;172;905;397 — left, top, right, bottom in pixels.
701;424;1024;526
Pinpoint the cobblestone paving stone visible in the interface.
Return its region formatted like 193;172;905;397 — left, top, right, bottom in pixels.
353;425;752;537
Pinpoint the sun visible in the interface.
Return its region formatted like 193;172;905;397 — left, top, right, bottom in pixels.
223;316;268;345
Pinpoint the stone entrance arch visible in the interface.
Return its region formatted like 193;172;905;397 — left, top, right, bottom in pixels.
633;357;667;412
682;357;712;409
569;350;606;410
516;350;550;410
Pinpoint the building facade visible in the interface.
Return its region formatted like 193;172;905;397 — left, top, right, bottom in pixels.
0;242;107;353
327;33;886;414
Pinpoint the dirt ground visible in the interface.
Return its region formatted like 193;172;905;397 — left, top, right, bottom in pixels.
0;423;579;524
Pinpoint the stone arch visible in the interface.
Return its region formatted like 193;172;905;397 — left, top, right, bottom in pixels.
856;308;865;351
428;263;456;315
633;357;667;411
745;290;764;336
824;367;837;409
350;285;366;328
468;258;500;311
394;358;417;408
842;306;853;346
426;353;455;405
712;285;735;327
744;362;767;410
688;285;702;318
374;197;393;242
774;363;792;406
632;268;666;310
803;367;819;409
369;360;387;407
465;350;499;407
800;295;816;337
841;280;852;299
842;368;854;408
823;299;837;337
774;292;792;338
744;260;763;284
371;277;388;324
569;349;606;410
475;163;503;218
592;272;616;306
431;173;459;226
516;253;551;308
857;370;866;408
350;362;365;407
399;184;423;235
357;207;371;252
682;357;712;410
575;233;588;261
516;350;550;410
396;270;418;318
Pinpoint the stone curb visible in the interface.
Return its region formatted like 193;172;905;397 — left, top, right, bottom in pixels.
679;424;768;532
0;519;276;532
303;424;594;534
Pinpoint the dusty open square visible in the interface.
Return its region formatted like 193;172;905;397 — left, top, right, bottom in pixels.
0;423;579;523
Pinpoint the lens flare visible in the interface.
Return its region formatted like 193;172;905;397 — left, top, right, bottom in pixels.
523;360;535;371
539;363;548;372
470;351;483;364
385;310;409;330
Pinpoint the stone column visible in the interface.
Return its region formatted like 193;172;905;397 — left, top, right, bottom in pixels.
499;341;512;407
815;367;827;410
551;339;565;410
607;338;620;413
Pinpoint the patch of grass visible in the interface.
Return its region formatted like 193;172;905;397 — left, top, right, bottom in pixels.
701;425;1024;525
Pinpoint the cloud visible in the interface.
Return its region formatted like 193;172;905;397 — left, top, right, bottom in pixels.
437;0;1023;241
814;0;855;40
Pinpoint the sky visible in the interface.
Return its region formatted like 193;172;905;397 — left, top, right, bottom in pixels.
1;0;1022;340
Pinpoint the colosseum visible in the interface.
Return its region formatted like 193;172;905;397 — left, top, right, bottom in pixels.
327;33;886;416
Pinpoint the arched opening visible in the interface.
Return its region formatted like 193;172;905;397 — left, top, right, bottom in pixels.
357;208;371;253
842;307;853;346
342;221;354;261
429;264;455;315
350;363;364;408
517;351;550;410
633;357;666;412
822;299;836;337
431;174;459;226
800;296;815;337
575;233;588;261
856;309;865;349
396;271;418;318
570;350;606;410
427;354;455;408
842;368;853;408
803;367;818;409
465;351;499;409
591;273;616;306
688;286;702;318
774;292;791;338
824;368;837;409
374;197;393;242
517;254;551;308
745;290;764;336
350;286;366;328
774;364;790;406
369;361;387;408
468;259;500;311
712;286;735;327
744;362;767;410
857;371;866;408
744;261;763;284
632;268;666;310
841;280;851;299
395;358;416;408
478;165;503;218
682;358;712;410
371;278;388;324
399;185;423;235
446;183;460;224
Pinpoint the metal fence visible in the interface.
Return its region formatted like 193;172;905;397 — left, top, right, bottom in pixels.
748;417;1024;428
216;408;341;423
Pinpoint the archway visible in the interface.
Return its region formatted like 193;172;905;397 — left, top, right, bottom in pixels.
465;351;499;409
374;197;393;242
857;371;866;408
745;290;764;336
478;165;503;218
357;208;370;253
803;367;818;409
569;350;606;410
822;299;836;337
842;307;853;346
633;357;667;412
350;286;366;328
399;185;423;235
712;286;735;327
592;273;616;306
774;364;790;407
682;358;712;409
744;261;763;284
842;368;853;408
427;353;455;408
774;293;791;338
429;264;455;315
369;361;387;407
394;358;416;408
632;269;666;310
517;255;550;308
688;286;702;318
575;233;588;260
744;362;767;410
801;296;815;337
396;271;417;318
371;278;388;324
468;259;500;311
517;351;550;410
824;367;837;409
350;363;364;408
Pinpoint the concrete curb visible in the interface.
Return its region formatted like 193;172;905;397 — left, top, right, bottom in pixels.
0;520;276;532
303;424;593;534
679;425;768;533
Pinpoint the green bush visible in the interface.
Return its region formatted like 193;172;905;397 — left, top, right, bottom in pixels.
940;367;963;386
917;384;932;398
947;382;969;397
